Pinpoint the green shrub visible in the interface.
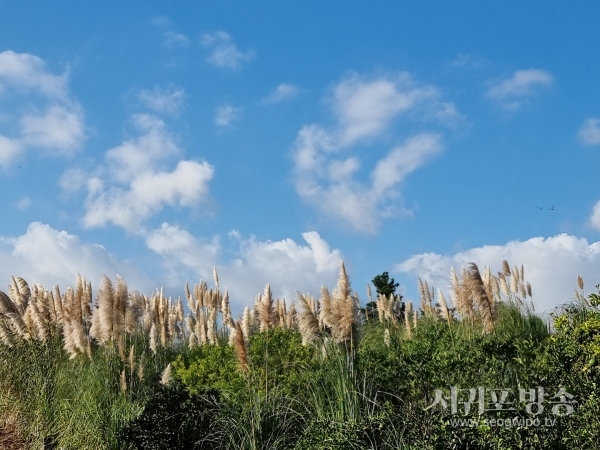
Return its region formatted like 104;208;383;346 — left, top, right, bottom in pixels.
119;382;221;449
172;343;245;395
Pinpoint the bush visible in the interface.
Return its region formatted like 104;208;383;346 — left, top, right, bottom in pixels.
119;381;221;450
172;343;245;395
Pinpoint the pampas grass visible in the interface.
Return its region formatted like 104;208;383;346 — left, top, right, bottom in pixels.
232;321;248;372
257;284;274;332
468;263;496;333
297;293;321;345
0;256;552;448
404;302;413;339
160;363;172;386
330;262;360;345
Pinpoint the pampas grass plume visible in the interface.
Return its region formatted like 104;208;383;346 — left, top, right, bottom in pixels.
160;363;172;386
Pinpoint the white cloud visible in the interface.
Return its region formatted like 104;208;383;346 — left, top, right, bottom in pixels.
0;134;22;167
395;233;600;314
0;50;68;98
59;167;88;194
60;113;215;233
295;133;442;233
20;105;85;152
291;72;454;233
146;223;220;284
138;86;185;115
487;69;553;110
4;223;342;314
332;73;447;145
0;50;85;166
590;201;600;231
83;160;214;233
105;114;179;183
163;31;190;48
16;197;31;210
214;104;240;128
578;118;600;146
222;231;342;305
371;134;443;196
145;226;342;312
262;83;301;104
200;31;253;69
0;222;153;295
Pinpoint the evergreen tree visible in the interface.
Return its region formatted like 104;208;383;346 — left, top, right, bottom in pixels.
371;272;399;298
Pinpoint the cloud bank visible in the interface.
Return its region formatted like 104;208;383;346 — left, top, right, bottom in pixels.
147;225;342;312
396;233;600;314
0;222;153;294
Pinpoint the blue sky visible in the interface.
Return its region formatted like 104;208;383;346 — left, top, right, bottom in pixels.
1;1;600;315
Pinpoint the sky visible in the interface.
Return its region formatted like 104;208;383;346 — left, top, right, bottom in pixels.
1;1;600;317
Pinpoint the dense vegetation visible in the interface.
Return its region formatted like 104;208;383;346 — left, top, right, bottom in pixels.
1;262;600;449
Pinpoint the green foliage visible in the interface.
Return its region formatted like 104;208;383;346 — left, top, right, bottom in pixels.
247;328;316;398
7;280;600;448
172;343;245;395
214;385;304;450
0;337;153;449
371;271;400;298
119;382;221;449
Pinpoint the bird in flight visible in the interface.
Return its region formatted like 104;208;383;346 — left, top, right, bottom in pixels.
536;206;544;210
548;205;555;210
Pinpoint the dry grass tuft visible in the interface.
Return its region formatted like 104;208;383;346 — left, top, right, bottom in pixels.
404;302;413;339
256;284;274;332
232;321;248;372
468;263;496;333
160;363;172;386
296;293;321;345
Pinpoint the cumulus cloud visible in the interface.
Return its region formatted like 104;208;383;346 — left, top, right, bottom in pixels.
0;50;68;98
200;31;253;69
0;50;85;166
291;72;455;233
0;222;153;294
20;105;85;152
63;113;215;233
146;223;220;285
138;86;185;115
590;201;600;231
487;69;553;110
262;83;301;104
578;118;600;146
214;104;240;128
395;233;600;314
105;114;179;183
84;160;213;232
146;225;342;311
